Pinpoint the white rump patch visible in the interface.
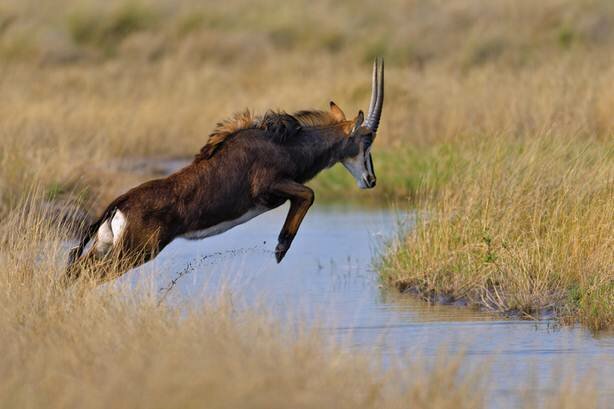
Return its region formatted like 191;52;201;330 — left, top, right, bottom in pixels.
94;210;127;256
182;206;268;240
111;210;127;245
95;220;113;256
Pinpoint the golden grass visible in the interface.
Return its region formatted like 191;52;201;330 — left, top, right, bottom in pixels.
0;0;612;404
381;134;614;330
0;193;605;408
0;0;611;356
2;0;614;209
0;197;487;409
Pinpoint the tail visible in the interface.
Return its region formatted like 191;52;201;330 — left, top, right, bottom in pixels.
66;200;122;269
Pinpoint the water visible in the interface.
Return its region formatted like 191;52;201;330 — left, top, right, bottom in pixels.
121;204;614;406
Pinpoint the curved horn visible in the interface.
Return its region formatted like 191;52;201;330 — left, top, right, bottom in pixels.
365;59;378;127
365;57;384;133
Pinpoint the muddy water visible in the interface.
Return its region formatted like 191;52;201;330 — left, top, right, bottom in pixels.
121;205;614;406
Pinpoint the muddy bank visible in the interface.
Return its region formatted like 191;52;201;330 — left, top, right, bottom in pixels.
395;282;560;322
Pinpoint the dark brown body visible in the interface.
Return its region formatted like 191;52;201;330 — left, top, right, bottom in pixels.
66;58;384;283
109;124;348;253
67;113;362;283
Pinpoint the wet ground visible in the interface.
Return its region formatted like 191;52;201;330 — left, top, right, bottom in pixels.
117;204;614;407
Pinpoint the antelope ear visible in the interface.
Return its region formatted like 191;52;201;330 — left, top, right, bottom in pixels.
329;101;346;121
350;111;364;135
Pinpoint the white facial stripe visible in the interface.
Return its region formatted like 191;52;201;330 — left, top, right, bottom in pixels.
365;149;374;175
342;156;364;182
341;147;376;189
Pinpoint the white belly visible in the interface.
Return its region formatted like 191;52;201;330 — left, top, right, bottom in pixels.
181;206;269;240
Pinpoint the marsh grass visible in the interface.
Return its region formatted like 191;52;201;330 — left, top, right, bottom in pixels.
381;134;614;330
0;193;604;408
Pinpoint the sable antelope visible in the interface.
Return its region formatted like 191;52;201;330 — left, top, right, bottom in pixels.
66;58;384;283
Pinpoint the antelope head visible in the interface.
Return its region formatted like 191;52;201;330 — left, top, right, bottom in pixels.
332;58;384;189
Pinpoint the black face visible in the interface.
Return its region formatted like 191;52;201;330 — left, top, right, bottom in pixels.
361;132;374;151
342;127;376;189
346;128;373;153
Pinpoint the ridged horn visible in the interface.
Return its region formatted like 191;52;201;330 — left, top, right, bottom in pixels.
365;57;384;134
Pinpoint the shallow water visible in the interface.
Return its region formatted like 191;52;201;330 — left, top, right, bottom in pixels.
122;204;614;406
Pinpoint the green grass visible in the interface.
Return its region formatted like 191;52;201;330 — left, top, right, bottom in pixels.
310;145;464;204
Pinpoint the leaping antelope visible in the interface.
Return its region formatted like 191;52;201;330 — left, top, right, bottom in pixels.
66;58;384;283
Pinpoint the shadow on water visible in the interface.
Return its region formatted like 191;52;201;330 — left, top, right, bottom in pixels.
115;201;613;406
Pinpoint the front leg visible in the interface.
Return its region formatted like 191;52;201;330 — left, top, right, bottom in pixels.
269;180;315;263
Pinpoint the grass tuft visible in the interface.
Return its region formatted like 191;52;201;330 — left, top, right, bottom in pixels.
381;135;614;330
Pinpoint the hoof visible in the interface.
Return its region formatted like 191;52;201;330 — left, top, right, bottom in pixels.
275;243;289;263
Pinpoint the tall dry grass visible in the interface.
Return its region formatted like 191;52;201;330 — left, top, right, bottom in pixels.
0;1;612;401
0;192;605;408
0;195;485;409
0;0;612;369
381;133;613;330
3;0;614;209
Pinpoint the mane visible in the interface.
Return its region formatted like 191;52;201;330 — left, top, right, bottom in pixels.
292;110;340;128
195;109;342;161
